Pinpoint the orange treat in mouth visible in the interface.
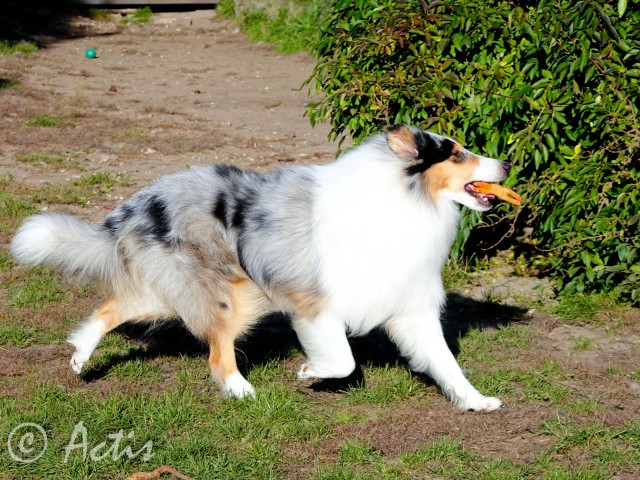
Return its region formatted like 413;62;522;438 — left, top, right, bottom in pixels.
471;181;522;206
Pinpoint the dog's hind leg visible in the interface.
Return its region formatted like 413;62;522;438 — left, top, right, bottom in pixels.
198;279;269;399
207;329;255;399
294;313;356;380
386;306;502;412
68;295;174;374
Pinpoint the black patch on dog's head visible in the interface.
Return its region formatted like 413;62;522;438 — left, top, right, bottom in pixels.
406;131;456;176
146;195;172;244
415;131;455;164
386;125;456;176
212;193;229;229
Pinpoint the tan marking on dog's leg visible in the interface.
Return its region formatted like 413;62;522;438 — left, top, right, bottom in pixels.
68;298;126;374
229;278;271;325
207;278;270;399
68;294;174;374
95;298;125;331
208;333;254;398
288;289;326;319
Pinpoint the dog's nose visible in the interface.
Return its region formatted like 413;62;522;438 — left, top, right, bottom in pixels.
501;161;511;174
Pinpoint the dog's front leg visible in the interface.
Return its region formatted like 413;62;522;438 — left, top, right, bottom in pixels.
293;313;356;380
386;307;502;412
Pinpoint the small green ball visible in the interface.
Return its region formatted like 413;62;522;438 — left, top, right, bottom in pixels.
85;48;97;59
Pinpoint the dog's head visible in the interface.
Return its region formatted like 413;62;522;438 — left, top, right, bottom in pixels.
385;124;511;211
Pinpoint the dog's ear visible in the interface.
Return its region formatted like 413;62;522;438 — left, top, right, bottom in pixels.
385;125;419;159
386;125;458;175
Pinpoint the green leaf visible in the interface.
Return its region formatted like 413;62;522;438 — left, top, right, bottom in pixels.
618;0;627;17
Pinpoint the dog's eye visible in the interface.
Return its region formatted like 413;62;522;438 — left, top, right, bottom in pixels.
451;150;465;163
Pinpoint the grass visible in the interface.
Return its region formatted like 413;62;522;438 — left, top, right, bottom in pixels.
0;78;21;89
4;382;632;480
88;9;112;21
572;335;595;351
344;365;428;406
17;153;65;166
0;248;12;271
539;416;640;473
0;171;130;210
0;40;37;55
552;292;625;323
121;7;153;25
7;267;68;310
16;153;85;171
78;171;131;189
218;0;326;54
443;259;473;289
24;115;73;128
0;323;61;347
566;397;602;415
467;361;571;404
0;190;38;234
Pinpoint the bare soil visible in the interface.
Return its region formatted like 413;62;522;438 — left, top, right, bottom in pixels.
0;10;335;206
1;9;639;479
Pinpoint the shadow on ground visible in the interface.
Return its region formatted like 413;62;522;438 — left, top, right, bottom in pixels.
81;292;528;387
2;1;100;43
1;1;215;46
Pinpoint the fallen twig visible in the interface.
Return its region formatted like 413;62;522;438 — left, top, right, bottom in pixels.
126;466;195;480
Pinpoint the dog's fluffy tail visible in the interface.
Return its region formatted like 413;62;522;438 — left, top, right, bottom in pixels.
10;213;121;283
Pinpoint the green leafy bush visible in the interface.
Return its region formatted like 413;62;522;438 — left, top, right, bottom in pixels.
306;0;640;301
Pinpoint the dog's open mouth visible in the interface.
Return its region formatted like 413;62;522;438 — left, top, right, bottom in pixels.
465;182;522;206
465;183;495;207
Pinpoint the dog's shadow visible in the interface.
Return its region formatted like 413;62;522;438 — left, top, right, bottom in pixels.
81;292;528;389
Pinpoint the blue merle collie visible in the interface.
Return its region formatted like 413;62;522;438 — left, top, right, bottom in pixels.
11;125;510;411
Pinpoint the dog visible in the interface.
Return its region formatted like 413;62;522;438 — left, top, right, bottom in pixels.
11;125;509;411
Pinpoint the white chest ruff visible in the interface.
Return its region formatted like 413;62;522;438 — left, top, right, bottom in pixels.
313;159;459;333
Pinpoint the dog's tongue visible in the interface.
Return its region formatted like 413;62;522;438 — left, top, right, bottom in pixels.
471;182;522;206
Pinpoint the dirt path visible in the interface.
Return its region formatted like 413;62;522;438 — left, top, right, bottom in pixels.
0;9;334;205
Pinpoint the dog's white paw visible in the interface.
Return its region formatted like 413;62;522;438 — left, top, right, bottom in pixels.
459;395;502;412
297;363;317;380
68;320;104;374
221;372;256;400
297;362;356;380
70;350;89;374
